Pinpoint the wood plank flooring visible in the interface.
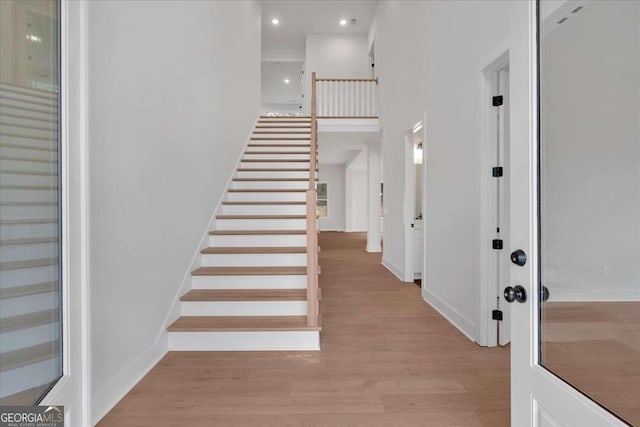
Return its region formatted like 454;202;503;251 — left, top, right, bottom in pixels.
98;232;510;426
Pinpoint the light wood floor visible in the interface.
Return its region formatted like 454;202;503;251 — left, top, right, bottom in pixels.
98;232;510;426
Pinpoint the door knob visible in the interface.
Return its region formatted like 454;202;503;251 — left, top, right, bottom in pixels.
541;285;550;302
504;285;527;303
511;249;527;266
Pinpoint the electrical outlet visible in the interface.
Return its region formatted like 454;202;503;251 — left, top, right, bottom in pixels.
602;265;610;278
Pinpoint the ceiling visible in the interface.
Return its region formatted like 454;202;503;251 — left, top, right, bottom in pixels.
261;1;376;52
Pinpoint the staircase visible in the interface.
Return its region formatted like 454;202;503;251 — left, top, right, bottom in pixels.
167;115;321;351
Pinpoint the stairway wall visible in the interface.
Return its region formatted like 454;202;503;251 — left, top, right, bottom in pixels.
87;1;261;421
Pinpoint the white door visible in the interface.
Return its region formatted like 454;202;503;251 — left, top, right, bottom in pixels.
510;1;638;426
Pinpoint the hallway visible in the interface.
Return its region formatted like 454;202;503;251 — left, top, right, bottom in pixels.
99;232;509;426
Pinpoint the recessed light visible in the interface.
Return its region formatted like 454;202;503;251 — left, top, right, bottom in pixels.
339;19;348;26
284;78;290;84
272;18;279;25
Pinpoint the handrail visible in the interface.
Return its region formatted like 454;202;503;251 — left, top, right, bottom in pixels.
315;77;378;84
306;72;319;327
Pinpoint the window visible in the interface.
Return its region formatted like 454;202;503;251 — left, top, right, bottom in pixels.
317;182;327;217
0;0;62;405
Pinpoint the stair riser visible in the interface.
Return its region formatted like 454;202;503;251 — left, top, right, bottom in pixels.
1;322;60;353
208;234;306;247
221;204;306;215
251;133;310;139
0;189;57;203
235;171;311;179
0;159;56;174
191;275;306;289
0;206;58;221
243;154;310;161
226;192;306;202
240;162;310;170
247;140;312;147
231;181;309;190
0;223;58;240
180;301;307;316
0;146;57;162
168;331;320;351
245;146;310;153
0;265;58;288
0;357;61;397
215;218;306;230
0;173;58;187
0;242;57;263
200;252;306;267
0;106;57;123
0;291;58;318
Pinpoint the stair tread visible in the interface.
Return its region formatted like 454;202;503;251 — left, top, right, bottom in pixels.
232;178;317;181
167;315;320;332
216;215;305;219
180;289;307;301
223;201;306;205
236;168;317;172
209;230;306;235
192;266;307;276
228;189;309;192
245;152;310;155
247;144;310;147
201;246;306;254
241;159;310;162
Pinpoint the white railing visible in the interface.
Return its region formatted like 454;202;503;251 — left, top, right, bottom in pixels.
315;77;378;117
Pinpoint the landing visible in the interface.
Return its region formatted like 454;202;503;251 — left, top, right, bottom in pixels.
98;232;509;426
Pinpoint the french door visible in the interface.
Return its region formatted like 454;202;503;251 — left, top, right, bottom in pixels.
510;1;638;426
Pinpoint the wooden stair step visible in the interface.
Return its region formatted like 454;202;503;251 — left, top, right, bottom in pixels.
260;115;310;118
180;289;307;302
241;159;310;162
255;125;311;128
201;246;306;254
253;131;311;134
247;144;310;147
167;316;321;332
250;138;311;141
216;215;306;220
236;168;317;172
192;266;306;276
222;201;306;205
245;151;310;155
227;189;309;193
209;230;306;235
232;178;317;182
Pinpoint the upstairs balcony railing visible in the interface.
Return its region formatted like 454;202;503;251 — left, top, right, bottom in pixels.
315;76;379;118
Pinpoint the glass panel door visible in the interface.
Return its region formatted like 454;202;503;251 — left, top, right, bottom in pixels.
539;1;640;425
0;0;62;405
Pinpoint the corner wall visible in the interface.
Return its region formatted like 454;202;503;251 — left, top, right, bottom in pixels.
370;1;510;340
87;1;261;421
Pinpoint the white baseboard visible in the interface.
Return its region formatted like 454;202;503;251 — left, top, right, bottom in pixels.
92;333;168;425
421;288;477;342
549;289;640;302
381;256;403;281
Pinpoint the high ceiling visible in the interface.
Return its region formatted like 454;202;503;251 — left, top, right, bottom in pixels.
261;1;376;53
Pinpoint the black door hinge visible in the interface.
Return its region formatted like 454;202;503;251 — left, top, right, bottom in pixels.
492;166;503;177
492;239;503;250
492;95;503;106
492;309;503;321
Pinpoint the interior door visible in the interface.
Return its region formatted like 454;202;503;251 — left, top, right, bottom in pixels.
509;1;638;426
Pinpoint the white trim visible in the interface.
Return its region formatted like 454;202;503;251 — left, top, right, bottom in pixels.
477;40;510;348
92;333;168;425
547;289;640;303
40;2;91;425
421;291;476;342
381;256;403;281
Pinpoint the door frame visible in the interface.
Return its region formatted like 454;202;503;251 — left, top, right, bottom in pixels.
478;46;510;347
402;117;426;283
39;1;91;425
510;1;627;425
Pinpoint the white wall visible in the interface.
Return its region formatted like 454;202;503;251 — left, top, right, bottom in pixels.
88;0;261;420
346;167;368;232
370;1;511;340
304;34;371;112
541;1;640;302
318;164;346;231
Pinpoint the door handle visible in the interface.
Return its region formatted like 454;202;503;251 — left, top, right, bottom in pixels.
541;285;550;302
504;285;527;303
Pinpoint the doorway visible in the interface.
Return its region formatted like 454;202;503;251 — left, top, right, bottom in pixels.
480;53;511;347
403;119;426;283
